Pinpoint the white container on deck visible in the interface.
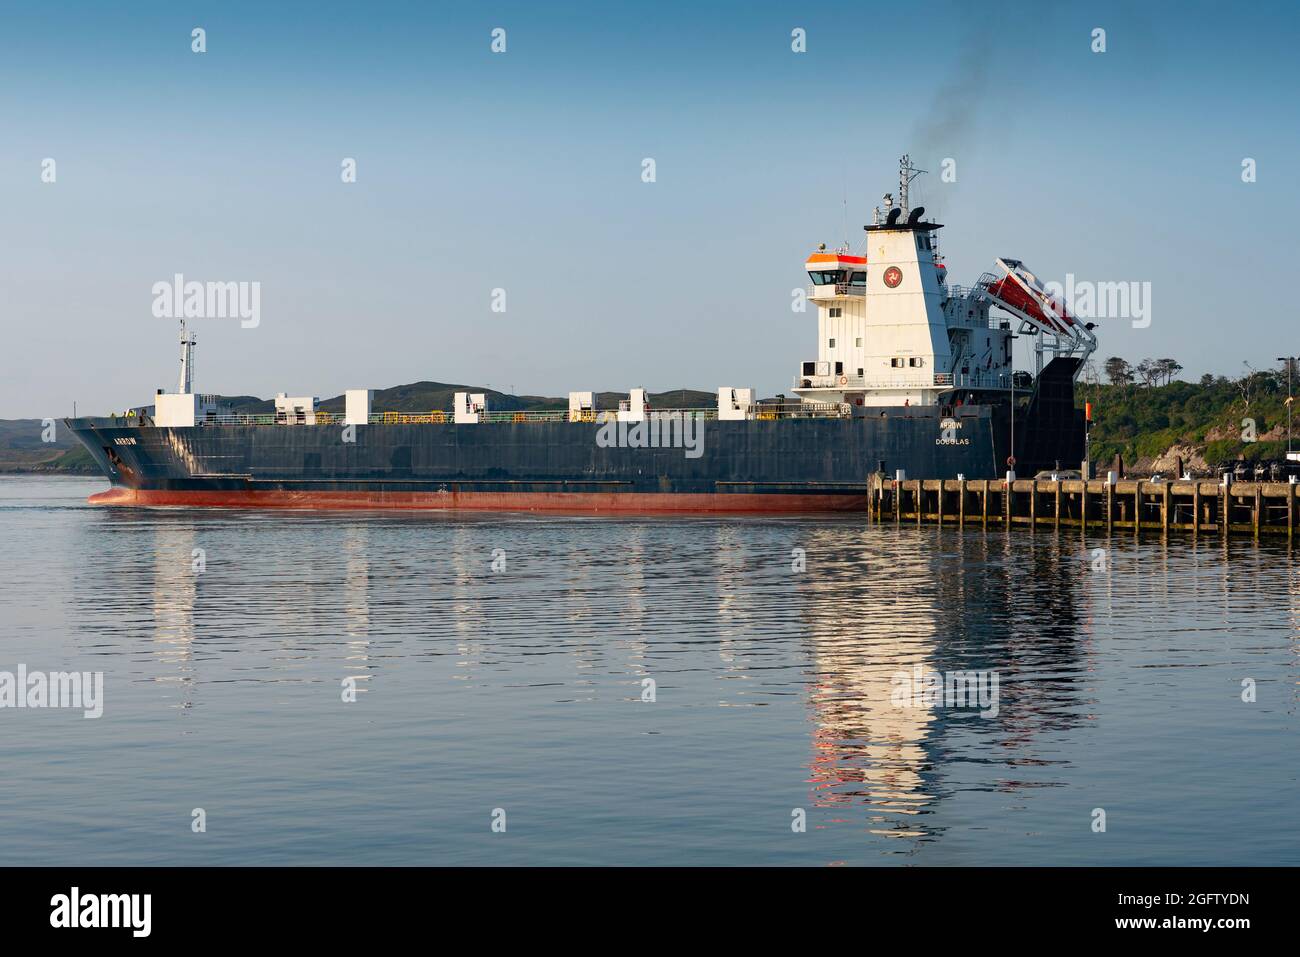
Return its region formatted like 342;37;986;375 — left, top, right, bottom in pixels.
454;392;487;424
275;394;318;425
617;388;647;423
568;391;594;422
344;389;373;426
155;393;198;427
717;387;754;421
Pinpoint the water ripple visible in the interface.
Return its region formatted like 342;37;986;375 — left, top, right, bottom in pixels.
0;475;1295;865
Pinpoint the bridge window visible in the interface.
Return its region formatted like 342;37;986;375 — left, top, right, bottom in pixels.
850;271;866;285
808;270;845;285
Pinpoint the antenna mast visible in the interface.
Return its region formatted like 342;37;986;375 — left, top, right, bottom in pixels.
898;154;926;217
177;317;196;394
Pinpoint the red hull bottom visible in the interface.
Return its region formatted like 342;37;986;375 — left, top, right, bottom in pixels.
87;487;868;514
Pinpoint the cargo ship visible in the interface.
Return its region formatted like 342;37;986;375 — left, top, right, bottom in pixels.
67;157;1096;513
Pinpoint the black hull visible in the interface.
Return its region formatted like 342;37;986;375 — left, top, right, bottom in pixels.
67;385;1085;511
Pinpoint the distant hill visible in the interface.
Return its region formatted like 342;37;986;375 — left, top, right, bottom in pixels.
0;418;93;473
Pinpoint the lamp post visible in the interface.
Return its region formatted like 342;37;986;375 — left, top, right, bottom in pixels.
1007;332;1021;477
1278;356;1296;457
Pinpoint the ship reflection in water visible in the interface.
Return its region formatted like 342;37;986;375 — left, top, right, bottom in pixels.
1;476;1293;865
151;521;197;708
799;531;1091;848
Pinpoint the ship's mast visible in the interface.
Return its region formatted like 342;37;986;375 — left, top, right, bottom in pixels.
898;154;926;217
177;317;196;394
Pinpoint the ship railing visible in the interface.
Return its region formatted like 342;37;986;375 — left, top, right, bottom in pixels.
641;408;716;419
201;412;345;425
558;408;720;423
191;410;719;426
794;374;933;390
807;282;866;299
794;371;1014;391
948;371;1015;390
753;400;849;420
360;405;845;424
368;411;450;424
793;374;870;390
477;410;565;424
192;405;859;427
201;413;278;426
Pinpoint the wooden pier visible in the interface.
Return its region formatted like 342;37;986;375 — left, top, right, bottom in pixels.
868;475;1300;538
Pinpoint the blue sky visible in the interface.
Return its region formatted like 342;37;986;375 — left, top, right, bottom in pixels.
2;0;1298;416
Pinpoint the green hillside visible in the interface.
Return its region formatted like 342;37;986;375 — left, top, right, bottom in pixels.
0;418;93;472
1080;363;1295;469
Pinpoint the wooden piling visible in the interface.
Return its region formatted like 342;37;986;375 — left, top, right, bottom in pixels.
1279;481;1289;540
863;478;1290;536
1134;480;1142;536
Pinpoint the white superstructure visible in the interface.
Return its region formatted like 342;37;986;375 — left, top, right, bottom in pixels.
794;156;1094;410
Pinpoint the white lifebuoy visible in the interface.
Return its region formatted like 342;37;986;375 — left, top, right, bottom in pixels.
839;375;848;385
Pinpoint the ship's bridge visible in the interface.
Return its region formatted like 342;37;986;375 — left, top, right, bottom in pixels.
806;251;866;300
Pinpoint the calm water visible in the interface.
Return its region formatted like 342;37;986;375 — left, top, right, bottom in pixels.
0;475;1295;866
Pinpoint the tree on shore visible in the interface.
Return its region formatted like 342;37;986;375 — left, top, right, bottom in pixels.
1104;356;1133;386
1238;361;1261;410
1129;357;1184;387
1153;358;1183;385
1136;358;1159;387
